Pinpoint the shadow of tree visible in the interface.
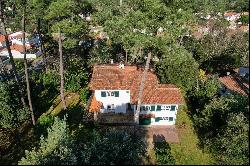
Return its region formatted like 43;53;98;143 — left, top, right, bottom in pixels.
153;138;176;165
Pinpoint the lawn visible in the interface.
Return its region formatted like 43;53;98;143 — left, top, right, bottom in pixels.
169;108;215;165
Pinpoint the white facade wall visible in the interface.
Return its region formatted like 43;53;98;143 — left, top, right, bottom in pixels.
95;90;130;113
138;104;179;125
94;90;180;126
0;50;37;59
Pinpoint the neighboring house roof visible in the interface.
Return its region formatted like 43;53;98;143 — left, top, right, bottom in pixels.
8;31;30;39
89;64;184;104
224;11;240;17
219;74;249;96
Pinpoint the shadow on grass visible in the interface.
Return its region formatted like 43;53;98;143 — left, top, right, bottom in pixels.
153;140;176;165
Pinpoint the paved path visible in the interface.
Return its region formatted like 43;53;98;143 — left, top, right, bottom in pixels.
138;126;179;143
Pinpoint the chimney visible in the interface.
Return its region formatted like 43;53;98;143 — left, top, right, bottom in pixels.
110;59;113;64
227;71;230;75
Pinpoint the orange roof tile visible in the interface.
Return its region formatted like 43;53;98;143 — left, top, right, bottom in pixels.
219;74;249;96
89;96;103;112
89;64;184;104
224;12;239;17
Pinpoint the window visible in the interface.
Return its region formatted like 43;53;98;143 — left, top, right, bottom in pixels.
114;91;119;97
155;117;163;122
145;106;150;111
151;105;155;111
107;104;115;110
141;106;146;111
170;106;176;111
163;117;168;120
169;117;173;121
101;91;106;97
156;105;161;111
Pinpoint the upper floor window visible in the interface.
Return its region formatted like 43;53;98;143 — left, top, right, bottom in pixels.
101;91;119;97
170;106;176;111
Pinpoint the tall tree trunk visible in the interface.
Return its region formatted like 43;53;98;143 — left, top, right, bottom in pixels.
134;51;152;124
58;28;67;110
37;18;47;72
0;2;26;107
125;49;128;63
22;8;35;126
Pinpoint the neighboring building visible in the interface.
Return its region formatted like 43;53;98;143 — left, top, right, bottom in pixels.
224;11;241;22
0;33;41;59
89;64;184;125
239;67;249;80
219;73;249;96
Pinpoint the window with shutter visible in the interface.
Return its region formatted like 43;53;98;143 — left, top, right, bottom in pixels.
151;105;155;111
155;117;162;122
156;105;161;111
101;91;106;97
170;106;176;111
114;91;119;97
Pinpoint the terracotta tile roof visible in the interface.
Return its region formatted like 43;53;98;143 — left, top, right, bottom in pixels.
219;74;249;96
224;11;239;17
89;64;184;104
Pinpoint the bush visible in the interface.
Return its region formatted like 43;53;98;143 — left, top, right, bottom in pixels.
42;71;60;88
79;87;90;104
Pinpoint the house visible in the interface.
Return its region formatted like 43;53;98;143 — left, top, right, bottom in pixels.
224;11;241;22
88;64;184;125
218;72;249;96
0;34;41;59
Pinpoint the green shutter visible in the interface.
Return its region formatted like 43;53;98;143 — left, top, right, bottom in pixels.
170;106;176;111
101;91;106;97
151;105;155;111
156;105;161;111
139;118;151;125
114;91;119;97
155;117;162;122
169;117;173;121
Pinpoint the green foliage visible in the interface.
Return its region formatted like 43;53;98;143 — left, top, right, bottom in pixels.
81;129;145;165
79;87;90;104
239;15;249;24
154;142;175;165
65;58;89;92
156;45;199;92
45;0;88;49
42;71;60;88
19;116;77;165
184;30;249;73
38;114;54;127
188;76;221;110
0;81;29;129
87;41;113;66
212;113;249;165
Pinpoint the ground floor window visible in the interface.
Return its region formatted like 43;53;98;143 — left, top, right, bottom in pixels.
155;117;174;122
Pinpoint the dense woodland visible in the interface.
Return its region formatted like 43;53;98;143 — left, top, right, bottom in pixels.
0;0;249;165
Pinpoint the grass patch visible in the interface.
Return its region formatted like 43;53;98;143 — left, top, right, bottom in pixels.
169;109;215;165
